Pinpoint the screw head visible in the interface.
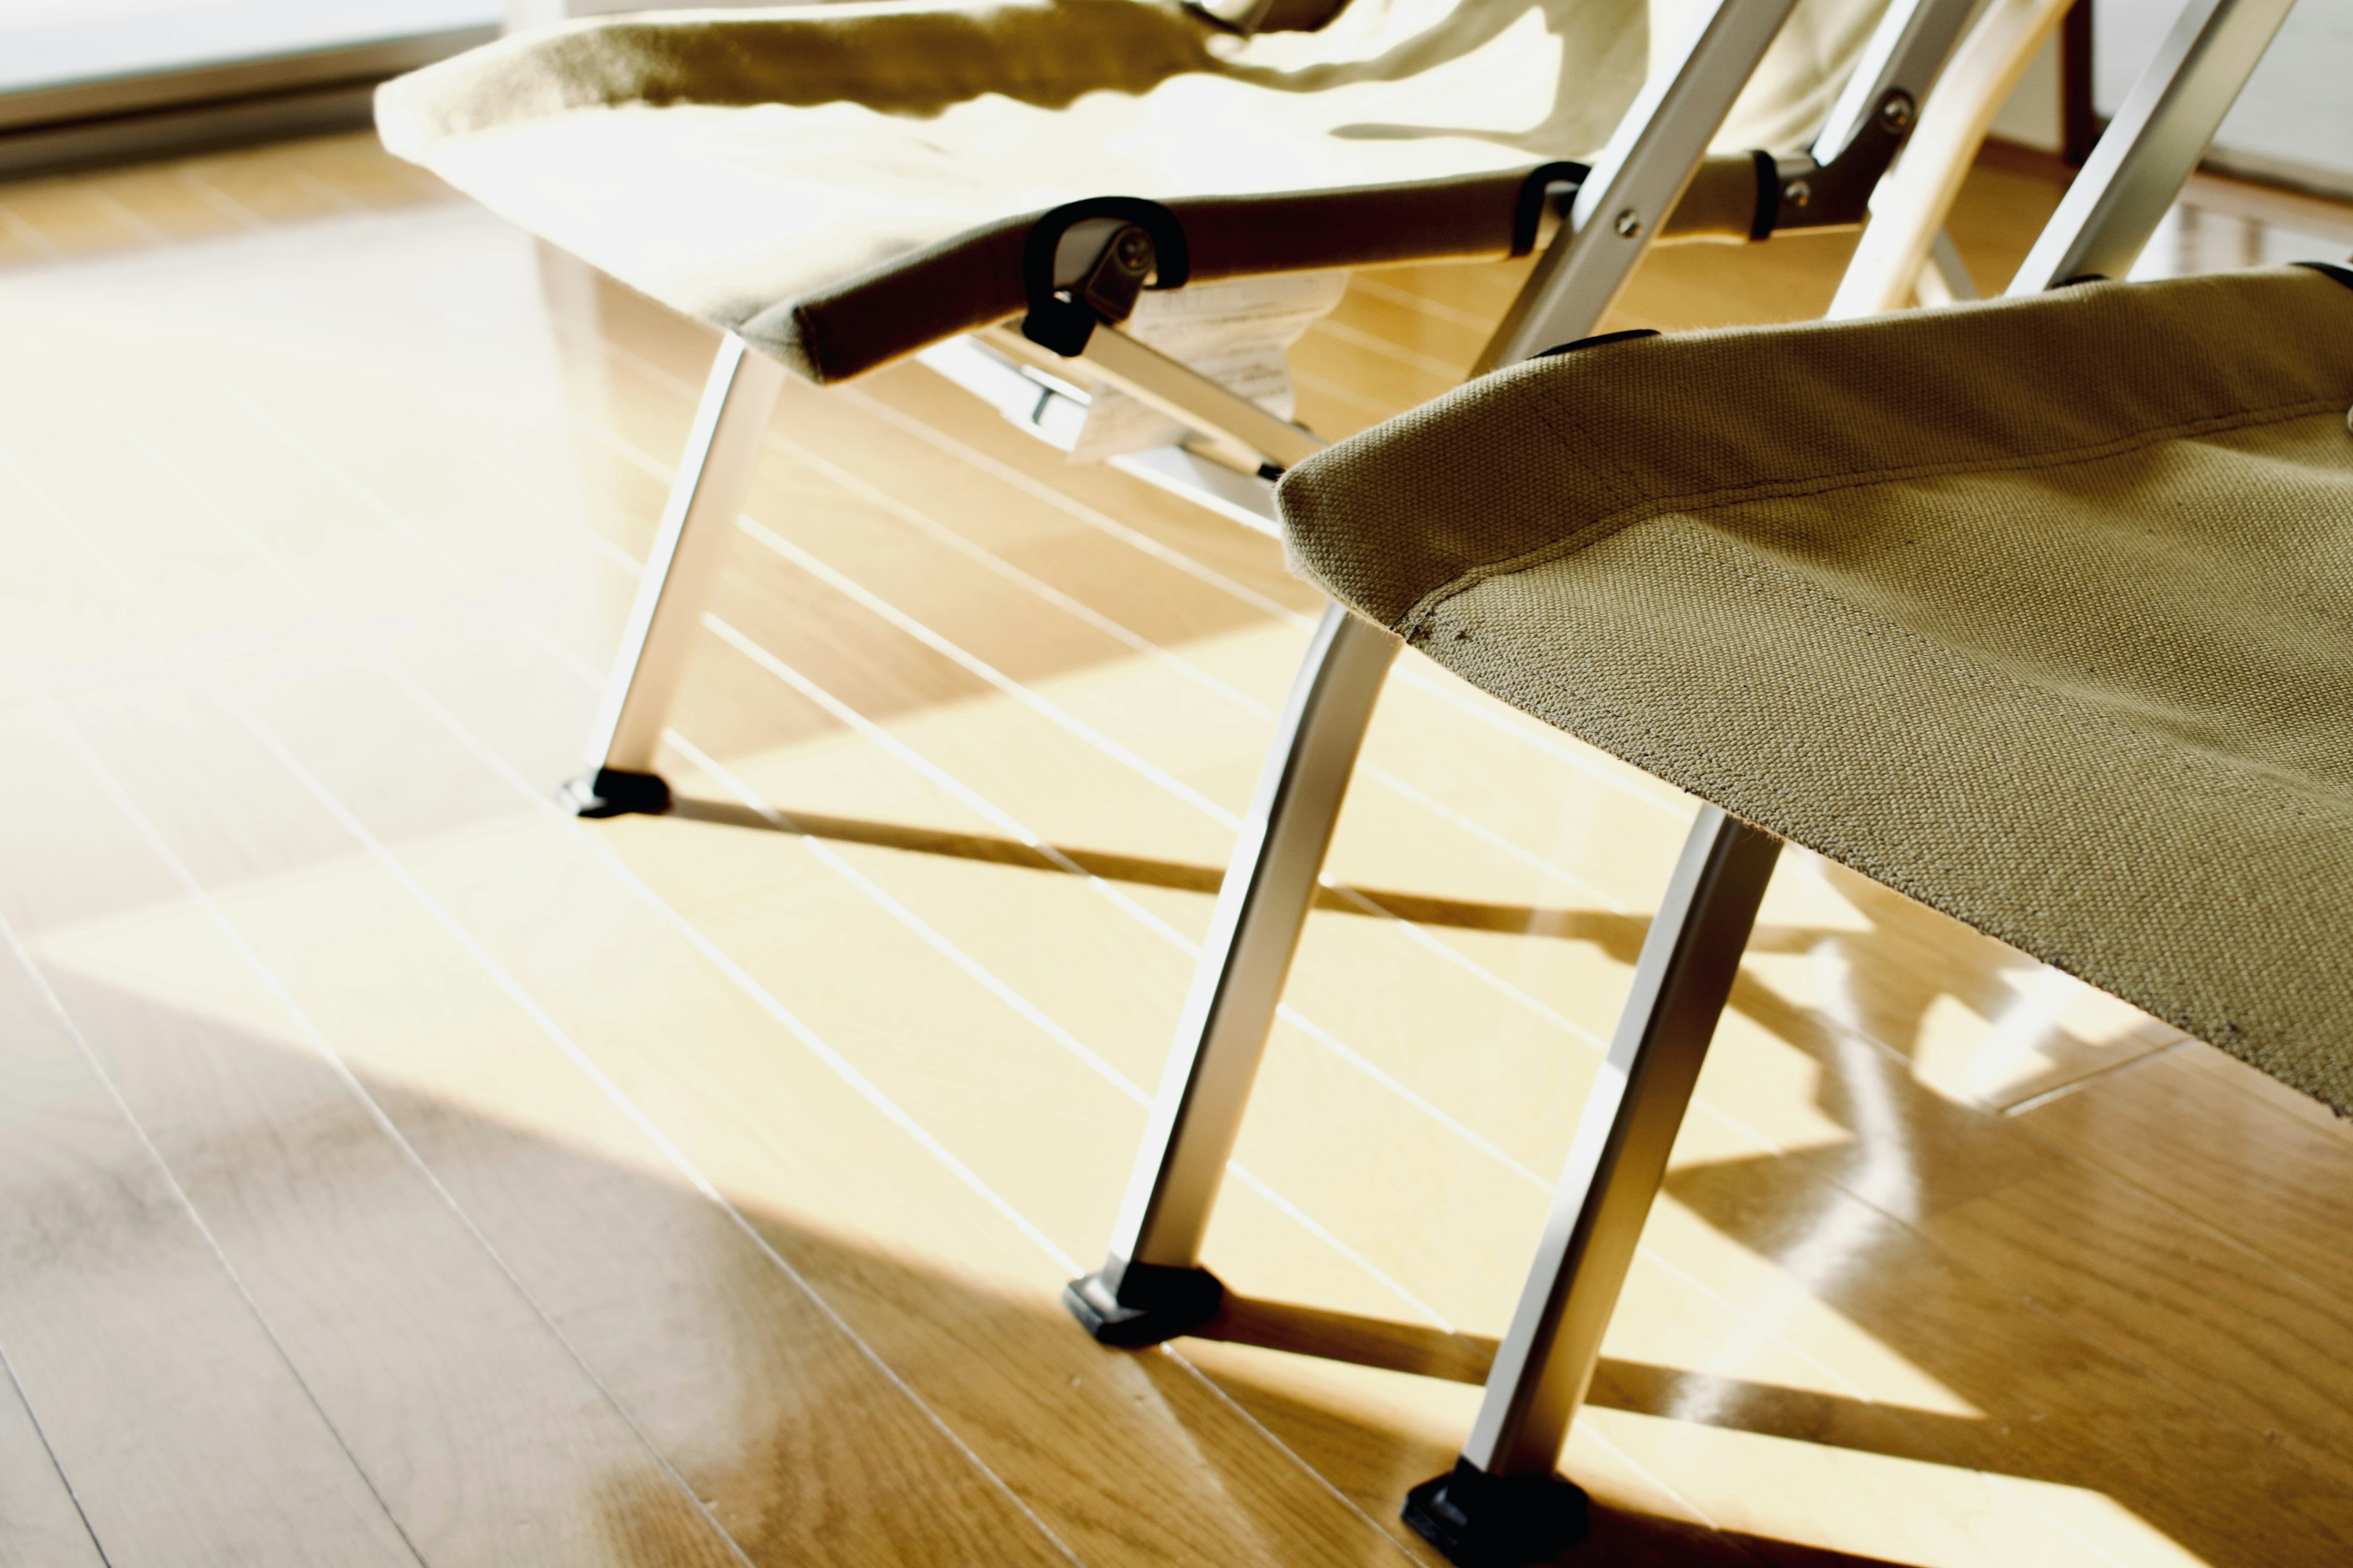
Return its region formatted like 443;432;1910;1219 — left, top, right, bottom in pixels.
1613;208;1643;239
1783;179;1812;209
1113;227;1153;274
1879;91;1915;132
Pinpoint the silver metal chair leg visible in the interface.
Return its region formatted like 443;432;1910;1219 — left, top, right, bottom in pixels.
564;333;788;816
1403;806;1781;1566
1064;604;1398;1344
2009;0;2297;295
1066;0;1820;1354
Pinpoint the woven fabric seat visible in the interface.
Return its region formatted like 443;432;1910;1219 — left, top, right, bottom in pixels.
375;0;1879;382
1277;264;2353;1113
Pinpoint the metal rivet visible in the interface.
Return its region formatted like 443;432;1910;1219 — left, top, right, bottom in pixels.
1879;91;1915;132
1784;179;1812;208
1613;208;1643;239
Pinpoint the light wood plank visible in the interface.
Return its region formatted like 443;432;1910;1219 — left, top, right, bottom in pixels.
281;134;465;214
1930;1109;2353;1495
176;146;362;227
0;696;749;1568
0;207;61;269
0;339;1430;1553
0;833;418;1567
3;337;1092;1564
0;362;603;798
0;456;178;703
2015;1043;2353;1305
408;813;1437;1567
69;165;252;245
1327;279;1490;375
2164;1036;2353;1146
205;653;1087;1568
0;1347;104;1568
0;180;156;258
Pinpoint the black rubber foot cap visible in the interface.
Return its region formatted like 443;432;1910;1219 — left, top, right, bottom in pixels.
1403;1458;1590;1567
1063;1263;1223;1348
563;767;672;818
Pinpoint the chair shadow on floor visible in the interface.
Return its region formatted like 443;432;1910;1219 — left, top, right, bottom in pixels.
640;789;2343;1565
665;790;2145;1079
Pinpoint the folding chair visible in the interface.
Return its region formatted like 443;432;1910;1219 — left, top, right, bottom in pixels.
1250;1;2328;1559
376;0;1993;814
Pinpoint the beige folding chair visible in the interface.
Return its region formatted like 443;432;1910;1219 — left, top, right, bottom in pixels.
375;0;1996;794
1250;0;2327;1558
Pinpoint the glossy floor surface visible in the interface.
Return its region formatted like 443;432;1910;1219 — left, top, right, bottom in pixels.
1;134;2351;1568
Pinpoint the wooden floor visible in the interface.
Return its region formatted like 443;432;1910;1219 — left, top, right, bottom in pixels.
1;132;2350;1568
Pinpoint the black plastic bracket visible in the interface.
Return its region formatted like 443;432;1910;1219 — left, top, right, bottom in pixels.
1764;88;1919;237
1062;1260;1224;1347
1402;1457;1591;1567
1748;148;1781;241
1020;197;1191;357
562;767;672;818
1510;161;1590;257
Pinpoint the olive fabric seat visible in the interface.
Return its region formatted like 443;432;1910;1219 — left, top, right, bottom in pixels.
1203;9;2341;1552
1277;262;2353;1113
374;0;1881;383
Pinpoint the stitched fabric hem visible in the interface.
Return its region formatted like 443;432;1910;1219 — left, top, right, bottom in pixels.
1395;393;2348;638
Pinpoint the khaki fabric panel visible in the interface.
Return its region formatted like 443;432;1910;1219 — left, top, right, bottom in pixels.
1279;269;2353;630
1277;268;2353;1111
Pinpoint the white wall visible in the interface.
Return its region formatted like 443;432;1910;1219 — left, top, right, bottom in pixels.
2094;0;2353;194
1989;27;2064;151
